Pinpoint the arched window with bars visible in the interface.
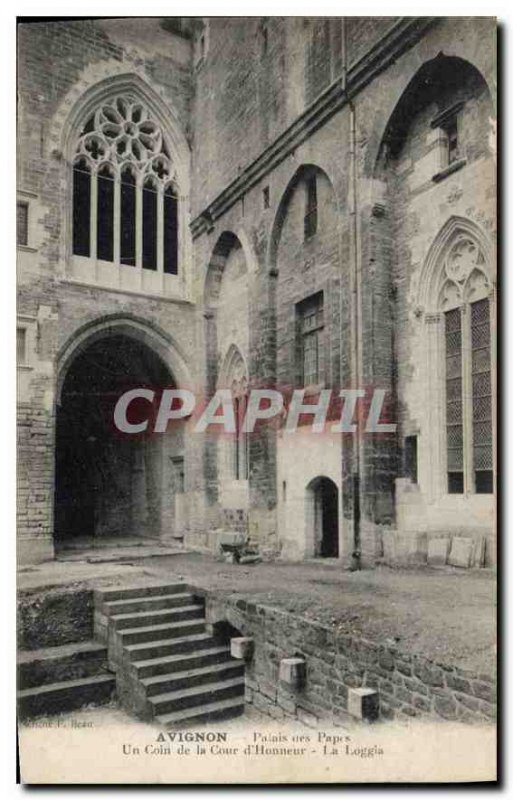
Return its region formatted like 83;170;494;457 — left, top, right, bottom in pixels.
419;220;495;499
71;95;180;286
439;235;494;494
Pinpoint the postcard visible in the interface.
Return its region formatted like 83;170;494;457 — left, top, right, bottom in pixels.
17;15;497;784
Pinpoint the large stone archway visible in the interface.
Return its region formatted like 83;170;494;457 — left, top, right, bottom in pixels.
54;319;192;548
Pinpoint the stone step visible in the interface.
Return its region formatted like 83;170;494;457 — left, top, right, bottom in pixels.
118;619;205;646
149;676;245;716
125;633;216;662
17;641;108;690
18;674;116;720
95;583;186;605
142;661;244;696
109;605;204;631
156;696;245;729
101;592;195;616
132;645;231;679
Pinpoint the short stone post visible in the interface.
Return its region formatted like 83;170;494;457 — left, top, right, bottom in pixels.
279;657;306;690
347;687;379;722
230;637;254;661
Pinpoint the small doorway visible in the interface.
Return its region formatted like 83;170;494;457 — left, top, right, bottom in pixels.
307;476;339;558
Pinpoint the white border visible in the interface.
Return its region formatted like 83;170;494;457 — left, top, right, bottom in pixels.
3;7;508;798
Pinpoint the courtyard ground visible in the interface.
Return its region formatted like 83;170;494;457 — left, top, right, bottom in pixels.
21;544;496;676
124;553;496;675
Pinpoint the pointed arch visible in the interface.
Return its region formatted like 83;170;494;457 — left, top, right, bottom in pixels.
373;54;494;179
268;163;339;272
218;343;248;391
56;313;193;404
204;229;257;309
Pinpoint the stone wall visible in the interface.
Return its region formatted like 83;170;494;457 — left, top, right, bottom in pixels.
205;593;496;725
17;16;496;565
17;19;196;559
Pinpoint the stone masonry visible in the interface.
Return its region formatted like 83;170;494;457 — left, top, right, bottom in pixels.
205;593;496;726
17;18;496;566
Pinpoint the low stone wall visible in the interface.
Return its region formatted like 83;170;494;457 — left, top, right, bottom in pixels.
17;588;94;650
204;593;496;726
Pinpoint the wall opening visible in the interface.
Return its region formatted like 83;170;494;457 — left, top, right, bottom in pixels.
54;332;180;547
306;476;339;558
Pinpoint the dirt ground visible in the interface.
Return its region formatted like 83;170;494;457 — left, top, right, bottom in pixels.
114;552;498;676
19;548;496;675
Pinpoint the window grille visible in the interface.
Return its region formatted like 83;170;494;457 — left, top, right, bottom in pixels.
471;298;493;493
445;308;464;493
297;293;324;386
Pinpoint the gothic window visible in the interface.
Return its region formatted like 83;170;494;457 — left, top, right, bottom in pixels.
17;202;28;246
220;348;249;482
443;117;459;165
96;164;114;262
17;327;27;365
439;234;493;494
404;435;418;484
142;177;158;270
72;158;91;256
304;172;318;240
120;167;136;266
260;20;269;56
471;298;493;493
232;388;249;481
163;185;178;274
72;95;179;274
297;292;324;386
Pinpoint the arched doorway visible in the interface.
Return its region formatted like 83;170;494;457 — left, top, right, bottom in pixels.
54;331;179;547
306;476;339;558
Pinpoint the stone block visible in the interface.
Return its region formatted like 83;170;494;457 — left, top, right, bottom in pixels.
347;687;379;722
297;706;318;728
219;531;246;547
472;537;486;567
471;680;496;703
433;691;458;719
381;530;396;564
279;657;306;689
427;537;449;566
230;637;254;660
277;688;297;713
448;537;473;568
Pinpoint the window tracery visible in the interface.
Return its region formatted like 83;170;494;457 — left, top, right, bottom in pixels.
72;94;178;275
436;232;494;494
438;235;490;310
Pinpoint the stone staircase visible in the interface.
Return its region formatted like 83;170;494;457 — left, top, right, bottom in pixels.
17;641;116;720
95;582;245;728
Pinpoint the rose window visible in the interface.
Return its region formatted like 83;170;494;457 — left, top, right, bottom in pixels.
72;94;178;274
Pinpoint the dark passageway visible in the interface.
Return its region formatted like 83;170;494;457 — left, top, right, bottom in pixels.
54;333;174;544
